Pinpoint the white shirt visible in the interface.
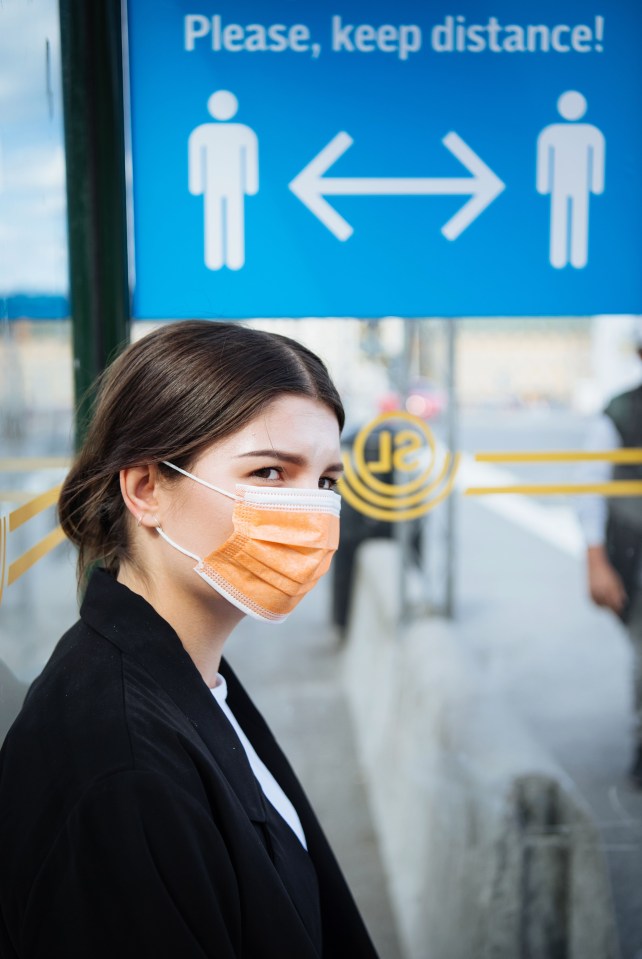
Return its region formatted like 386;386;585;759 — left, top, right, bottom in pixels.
576;413;621;547
210;675;307;849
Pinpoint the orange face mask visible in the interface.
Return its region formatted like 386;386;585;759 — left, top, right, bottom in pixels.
155;462;341;623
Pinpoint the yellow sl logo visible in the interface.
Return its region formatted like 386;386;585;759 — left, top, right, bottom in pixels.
338;411;461;521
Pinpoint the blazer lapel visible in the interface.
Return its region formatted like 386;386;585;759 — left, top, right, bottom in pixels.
81;571;323;951
220;657;323;837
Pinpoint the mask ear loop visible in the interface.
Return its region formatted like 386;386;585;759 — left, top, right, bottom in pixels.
162;461;242;501
155;525;202;564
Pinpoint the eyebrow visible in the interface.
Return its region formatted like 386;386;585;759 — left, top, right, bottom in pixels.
235;449;344;472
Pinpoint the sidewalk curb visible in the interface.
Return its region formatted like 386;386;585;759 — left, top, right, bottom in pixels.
343;539;619;959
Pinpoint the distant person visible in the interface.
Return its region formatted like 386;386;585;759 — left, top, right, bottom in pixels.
0;321;379;958
577;323;642;788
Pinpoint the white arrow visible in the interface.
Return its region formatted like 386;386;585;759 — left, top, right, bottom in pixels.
289;131;505;241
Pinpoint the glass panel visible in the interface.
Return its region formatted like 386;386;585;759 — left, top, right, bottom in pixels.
0;0;75;741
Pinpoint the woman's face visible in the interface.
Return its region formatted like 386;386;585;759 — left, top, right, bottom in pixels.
158;393;343;586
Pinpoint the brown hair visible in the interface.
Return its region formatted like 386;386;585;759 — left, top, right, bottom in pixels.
58;320;344;583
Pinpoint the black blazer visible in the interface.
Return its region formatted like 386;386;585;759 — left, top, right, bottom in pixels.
0;570;379;959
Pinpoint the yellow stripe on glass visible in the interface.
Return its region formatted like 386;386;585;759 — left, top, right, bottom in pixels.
0;484;68;605
7;526;67;586
467;448;642;497
465;481;642;497
0;457;71;471
0;515;7;606
475;450;642;464
9;485;62;532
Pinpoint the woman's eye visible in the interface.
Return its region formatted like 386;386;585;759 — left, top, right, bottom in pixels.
251;467;282;481
319;476;339;491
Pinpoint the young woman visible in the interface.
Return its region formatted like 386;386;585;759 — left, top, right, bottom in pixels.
0;321;380;958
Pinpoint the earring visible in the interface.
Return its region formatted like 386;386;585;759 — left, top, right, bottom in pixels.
136;514;143;527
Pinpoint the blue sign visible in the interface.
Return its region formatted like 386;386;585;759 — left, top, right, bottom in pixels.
126;1;642;318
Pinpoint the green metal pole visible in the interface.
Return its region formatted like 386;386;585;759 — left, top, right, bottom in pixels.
59;0;131;447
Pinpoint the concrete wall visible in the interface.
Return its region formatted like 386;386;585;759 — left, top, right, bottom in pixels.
343;540;618;959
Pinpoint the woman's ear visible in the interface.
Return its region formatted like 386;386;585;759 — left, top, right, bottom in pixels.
120;465;162;528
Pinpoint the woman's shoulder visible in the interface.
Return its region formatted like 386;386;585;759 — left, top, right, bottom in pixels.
2;616;135;785
7;607;204;779
0;610;213;854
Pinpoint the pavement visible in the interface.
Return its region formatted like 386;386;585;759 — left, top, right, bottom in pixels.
453;493;642;959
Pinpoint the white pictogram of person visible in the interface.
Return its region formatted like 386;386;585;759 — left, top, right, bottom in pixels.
188;90;258;271
536;90;605;269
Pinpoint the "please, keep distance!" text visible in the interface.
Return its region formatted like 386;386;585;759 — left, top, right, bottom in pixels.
184;14;606;61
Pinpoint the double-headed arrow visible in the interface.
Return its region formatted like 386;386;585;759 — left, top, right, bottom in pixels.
289;131;505;241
